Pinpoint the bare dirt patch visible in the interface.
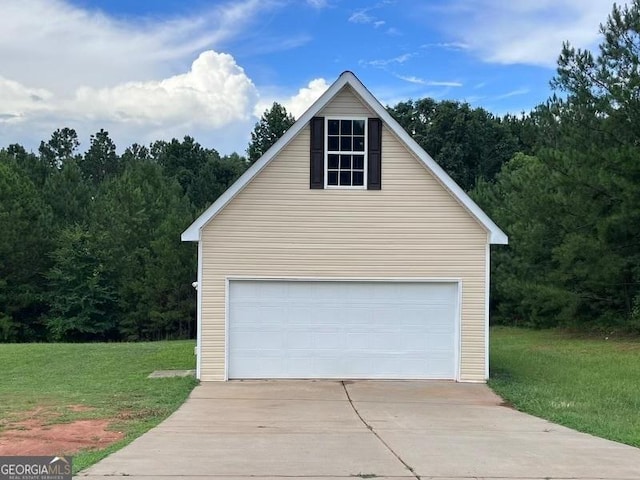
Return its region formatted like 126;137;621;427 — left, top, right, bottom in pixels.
0;406;124;456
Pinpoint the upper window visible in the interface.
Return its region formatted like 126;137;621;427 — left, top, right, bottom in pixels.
325;118;367;188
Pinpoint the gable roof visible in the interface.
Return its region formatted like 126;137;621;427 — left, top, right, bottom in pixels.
182;71;508;244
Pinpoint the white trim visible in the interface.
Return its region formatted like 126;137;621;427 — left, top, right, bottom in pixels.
181;73;358;241
224;277;230;381
485;242;490;380
195;239;203;380
225;276;462;382
324;116;368;190
456;279;462;382
226;275;462;283
181;71;508;245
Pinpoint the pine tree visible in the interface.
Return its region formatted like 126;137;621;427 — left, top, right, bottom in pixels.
247;102;295;164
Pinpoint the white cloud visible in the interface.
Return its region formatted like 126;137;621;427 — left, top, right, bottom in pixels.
495;88;530;100
395;75;462;87
306;0;330;8
0;50;258;153
0;77;54;123
348;4;393;31
464;95;486;104
349;11;375;24
0;0;272;93
421;42;469;51
254;78;329;119
395;75;424;85
285;78;330;118
0;0;281;153
73;51;257;127
364;53;414;67
427;81;463;87
428;0;631;67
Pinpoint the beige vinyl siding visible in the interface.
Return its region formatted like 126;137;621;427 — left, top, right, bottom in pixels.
318;85;375;117
199;87;488;382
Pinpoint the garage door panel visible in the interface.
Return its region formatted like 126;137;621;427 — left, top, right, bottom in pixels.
284;331;315;348
427;332;455;349
234;332;283;349
428;324;456;336
228;280;458;379
233;305;285;326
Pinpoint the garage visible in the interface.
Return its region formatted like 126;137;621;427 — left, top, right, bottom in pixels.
227;280;460;380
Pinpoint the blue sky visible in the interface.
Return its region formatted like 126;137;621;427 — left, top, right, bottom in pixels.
0;0;625;155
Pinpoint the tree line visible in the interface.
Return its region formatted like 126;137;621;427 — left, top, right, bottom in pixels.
1;132;245;341
469;1;640;332
1;1;639;341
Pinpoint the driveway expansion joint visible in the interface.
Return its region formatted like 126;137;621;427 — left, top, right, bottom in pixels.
341;381;421;480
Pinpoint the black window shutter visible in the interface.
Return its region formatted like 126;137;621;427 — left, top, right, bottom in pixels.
368;118;382;190
310;116;324;189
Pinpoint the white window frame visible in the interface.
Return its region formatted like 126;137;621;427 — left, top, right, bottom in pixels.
324;116;367;189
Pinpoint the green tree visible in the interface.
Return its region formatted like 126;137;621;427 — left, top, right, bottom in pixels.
91;161;195;340
153;137;247;211
2;144;51;188
44;159;93;227
388;99;519;191
152;137;209;209
0;159;53;341
476;0;640;331
121;143;150;167
247;102;295;164
188;152;248;212
544;0;640;328
0;129;247;342
79;129;121;184
472;154;572;327
39;127;80;170
46;226;118;341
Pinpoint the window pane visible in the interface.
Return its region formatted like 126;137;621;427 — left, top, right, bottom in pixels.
326;119;369;188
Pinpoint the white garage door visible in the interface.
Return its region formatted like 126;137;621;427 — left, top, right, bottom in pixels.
228;280;459;379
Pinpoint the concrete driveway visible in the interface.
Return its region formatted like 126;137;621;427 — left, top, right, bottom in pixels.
78;381;640;480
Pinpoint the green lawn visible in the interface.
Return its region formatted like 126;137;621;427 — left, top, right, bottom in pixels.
490;326;640;447
0;341;197;472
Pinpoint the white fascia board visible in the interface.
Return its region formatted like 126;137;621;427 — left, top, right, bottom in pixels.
181;71;508;245
341;73;508;245
181;74;353;242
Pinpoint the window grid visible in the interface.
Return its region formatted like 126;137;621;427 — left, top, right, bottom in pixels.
326;118;366;188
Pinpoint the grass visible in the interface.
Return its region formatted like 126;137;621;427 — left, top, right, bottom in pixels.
0;340;197;473
489;326;640;447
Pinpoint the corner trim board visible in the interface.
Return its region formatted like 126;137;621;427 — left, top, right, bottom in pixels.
196;238;203;380
485;242;490;380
